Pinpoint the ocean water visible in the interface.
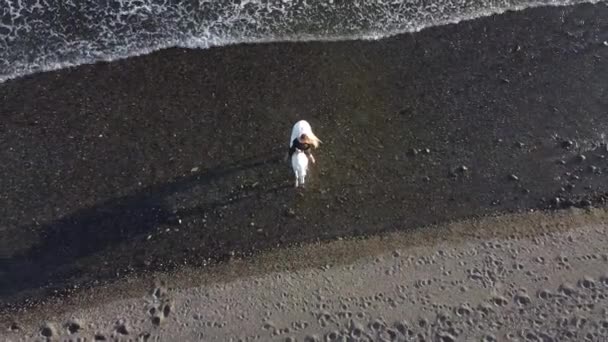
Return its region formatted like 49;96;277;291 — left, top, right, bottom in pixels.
0;0;598;83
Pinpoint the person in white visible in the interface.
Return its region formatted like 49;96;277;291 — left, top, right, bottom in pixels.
288;120;321;188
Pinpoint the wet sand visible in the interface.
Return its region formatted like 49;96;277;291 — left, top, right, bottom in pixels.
1;0;608;324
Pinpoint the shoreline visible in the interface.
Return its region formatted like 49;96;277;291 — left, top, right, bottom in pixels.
1;1;598;84
1;1;608;317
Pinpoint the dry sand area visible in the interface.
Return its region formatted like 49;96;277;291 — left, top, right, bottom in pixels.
2;208;607;341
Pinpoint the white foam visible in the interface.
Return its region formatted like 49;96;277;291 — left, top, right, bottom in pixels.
0;0;604;83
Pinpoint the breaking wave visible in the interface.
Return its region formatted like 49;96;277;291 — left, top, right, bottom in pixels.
0;0;601;83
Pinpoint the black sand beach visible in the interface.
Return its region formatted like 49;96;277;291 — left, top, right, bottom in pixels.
1;2;608;315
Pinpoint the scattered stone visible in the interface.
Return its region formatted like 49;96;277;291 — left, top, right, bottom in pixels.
408;148;419;156
508;174;519;181
588;165;598;173
576;154;586;162
603;41;608;47
557;159;566;165
515;141;525;148
579;199;592;207
561;140;574;149
458;165;469;172
285;208;296;217
551;197;562;207
191;167;199;172
422;176;431;182
422;148;431;154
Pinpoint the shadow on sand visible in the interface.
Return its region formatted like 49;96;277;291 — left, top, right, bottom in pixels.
0;149;288;306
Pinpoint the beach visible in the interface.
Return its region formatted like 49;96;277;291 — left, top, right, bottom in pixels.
1;1;608;339
3;208;608;341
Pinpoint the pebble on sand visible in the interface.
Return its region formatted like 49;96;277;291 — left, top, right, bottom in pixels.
561;140;574;149
580;199;592;207
508;174;519;181
285;208;296;217
551;197;562;207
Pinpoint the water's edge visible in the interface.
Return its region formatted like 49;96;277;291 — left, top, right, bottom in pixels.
0;0;603;83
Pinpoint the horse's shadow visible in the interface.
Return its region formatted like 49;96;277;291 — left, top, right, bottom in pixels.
0;149;287;303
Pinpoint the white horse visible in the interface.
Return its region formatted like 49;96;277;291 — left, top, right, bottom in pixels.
291;148;309;188
289;120;321;188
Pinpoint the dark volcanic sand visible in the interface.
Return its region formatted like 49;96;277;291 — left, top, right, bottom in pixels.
1;3;608;311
